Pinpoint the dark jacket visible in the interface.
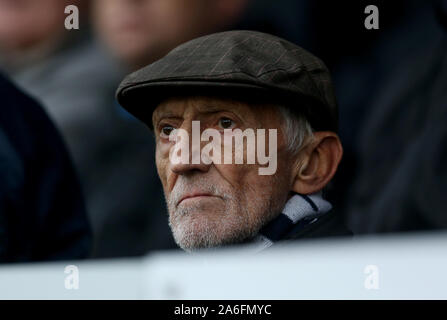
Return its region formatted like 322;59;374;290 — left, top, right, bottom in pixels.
0;73;91;262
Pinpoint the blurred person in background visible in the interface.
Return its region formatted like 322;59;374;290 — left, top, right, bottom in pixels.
0;0;177;257
0;0;85;70
93;0;250;71
0;72;91;262
344;0;447;233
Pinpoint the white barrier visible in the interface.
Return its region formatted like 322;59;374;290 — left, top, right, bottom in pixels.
1;232;446;299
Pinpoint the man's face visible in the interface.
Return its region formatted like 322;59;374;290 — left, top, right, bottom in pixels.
153;96;295;251
0;0;75;51
93;0;216;69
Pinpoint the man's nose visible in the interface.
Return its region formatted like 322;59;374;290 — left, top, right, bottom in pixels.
170;161;211;175
169;122;212;175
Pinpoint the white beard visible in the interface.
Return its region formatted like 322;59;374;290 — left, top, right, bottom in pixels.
166;175;284;251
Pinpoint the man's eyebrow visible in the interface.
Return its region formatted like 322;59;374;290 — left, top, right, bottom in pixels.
195;104;223;113
153;111;181;123
197;103;241;114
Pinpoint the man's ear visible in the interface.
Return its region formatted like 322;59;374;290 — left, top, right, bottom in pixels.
291;132;343;195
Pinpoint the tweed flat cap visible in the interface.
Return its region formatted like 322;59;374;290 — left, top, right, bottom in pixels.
116;30;338;132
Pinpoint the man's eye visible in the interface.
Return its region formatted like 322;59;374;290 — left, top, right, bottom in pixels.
218;117;235;129
160;125;175;137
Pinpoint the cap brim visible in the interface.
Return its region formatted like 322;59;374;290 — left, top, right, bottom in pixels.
116;80;337;132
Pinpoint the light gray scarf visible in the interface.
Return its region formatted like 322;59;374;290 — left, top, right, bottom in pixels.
249;192;332;252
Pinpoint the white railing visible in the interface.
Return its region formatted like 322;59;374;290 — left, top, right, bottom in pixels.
1;232;446;299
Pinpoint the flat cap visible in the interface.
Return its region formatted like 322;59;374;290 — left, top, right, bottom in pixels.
116;30;338;132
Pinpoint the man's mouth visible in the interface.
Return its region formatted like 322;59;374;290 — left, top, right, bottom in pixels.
177;192;219;206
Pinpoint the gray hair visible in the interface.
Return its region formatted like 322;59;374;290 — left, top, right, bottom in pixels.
278;106;314;155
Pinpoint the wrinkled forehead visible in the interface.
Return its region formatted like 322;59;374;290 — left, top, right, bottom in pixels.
152;95;280;124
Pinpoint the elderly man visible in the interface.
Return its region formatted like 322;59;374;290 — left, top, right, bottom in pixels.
117;31;351;251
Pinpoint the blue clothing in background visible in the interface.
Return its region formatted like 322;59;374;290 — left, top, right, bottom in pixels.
0;73;91;262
